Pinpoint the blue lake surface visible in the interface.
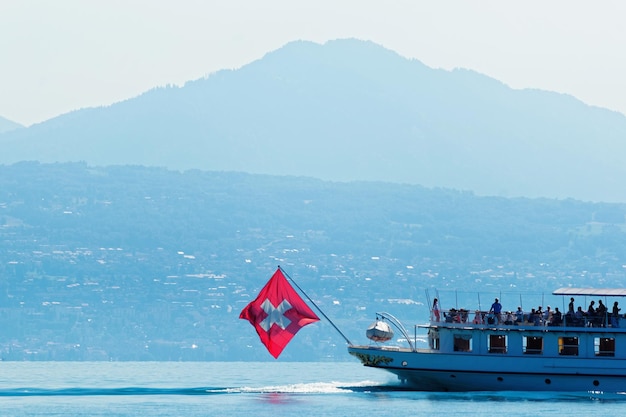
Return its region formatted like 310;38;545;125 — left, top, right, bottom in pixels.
0;361;624;416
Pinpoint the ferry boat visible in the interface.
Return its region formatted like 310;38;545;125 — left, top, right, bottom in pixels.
348;288;626;392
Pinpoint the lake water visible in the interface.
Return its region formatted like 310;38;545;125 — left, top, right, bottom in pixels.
0;361;624;416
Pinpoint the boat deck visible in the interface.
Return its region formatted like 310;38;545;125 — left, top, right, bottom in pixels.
432;308;624;332
425;318;626;333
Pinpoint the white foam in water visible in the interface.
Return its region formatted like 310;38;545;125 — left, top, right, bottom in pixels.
222;380;379;394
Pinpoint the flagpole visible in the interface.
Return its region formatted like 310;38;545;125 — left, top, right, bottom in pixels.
279;266;353;346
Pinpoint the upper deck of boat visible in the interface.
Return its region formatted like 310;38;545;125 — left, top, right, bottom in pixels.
424;315;626;333
426;287;626;333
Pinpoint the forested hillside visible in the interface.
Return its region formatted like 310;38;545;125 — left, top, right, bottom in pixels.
1;162;626;360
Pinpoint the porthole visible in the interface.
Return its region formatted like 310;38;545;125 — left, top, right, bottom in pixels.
545;379;551;385
497;377;503;382
450;374;456;378
593;380;600;387
402;361;408;367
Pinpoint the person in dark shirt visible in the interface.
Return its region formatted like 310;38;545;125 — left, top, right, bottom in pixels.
596;300;608;327
587;301;597;327
552;307;563;326
574;306;585;326
612;301;621;328
565;298;575;325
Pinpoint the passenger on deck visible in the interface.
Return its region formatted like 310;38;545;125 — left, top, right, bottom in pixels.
447;308;459;323
597;300;607;327
564;310;573;325
568;297;575;315
543;306;553;325
515;307;524;324
612;301;621;328
459;309;469;323
432;298;440;322
551;307;563;326
535;306;544;326
453;309;462;323
473;310;483;324
504;311;514;325
588;301;597;326
489;298;502;324
574;306;585;326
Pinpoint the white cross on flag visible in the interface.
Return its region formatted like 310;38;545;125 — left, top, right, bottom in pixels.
240;268;320;358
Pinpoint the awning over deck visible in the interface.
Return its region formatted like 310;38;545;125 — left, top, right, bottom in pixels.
553;288;626;297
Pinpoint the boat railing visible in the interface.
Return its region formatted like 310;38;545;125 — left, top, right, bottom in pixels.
434;309;623;330
427;287;626;331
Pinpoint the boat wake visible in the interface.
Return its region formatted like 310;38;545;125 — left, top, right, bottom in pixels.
0;380;382;397
0;387;221;397
2;382;625;402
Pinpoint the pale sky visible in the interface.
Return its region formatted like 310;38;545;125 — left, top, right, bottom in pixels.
2;0;626;126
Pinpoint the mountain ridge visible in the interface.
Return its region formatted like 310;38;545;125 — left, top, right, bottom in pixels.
2;38;625;202
0;116;23;134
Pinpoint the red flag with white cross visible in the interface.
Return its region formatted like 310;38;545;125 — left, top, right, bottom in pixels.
240;268;320;358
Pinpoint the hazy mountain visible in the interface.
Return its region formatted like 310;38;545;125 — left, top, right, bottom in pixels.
0;116;23;133
2;39;626;202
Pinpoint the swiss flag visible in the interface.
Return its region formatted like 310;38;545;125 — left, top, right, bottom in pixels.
240;268;320;358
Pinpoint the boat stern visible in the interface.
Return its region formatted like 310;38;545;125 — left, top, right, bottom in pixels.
348;345;401;368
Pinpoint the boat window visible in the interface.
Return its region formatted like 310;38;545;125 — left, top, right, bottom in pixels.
595;337;615;357
559;336;579;356
453;334;472;352
523;336;543;354
488;334;507;354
